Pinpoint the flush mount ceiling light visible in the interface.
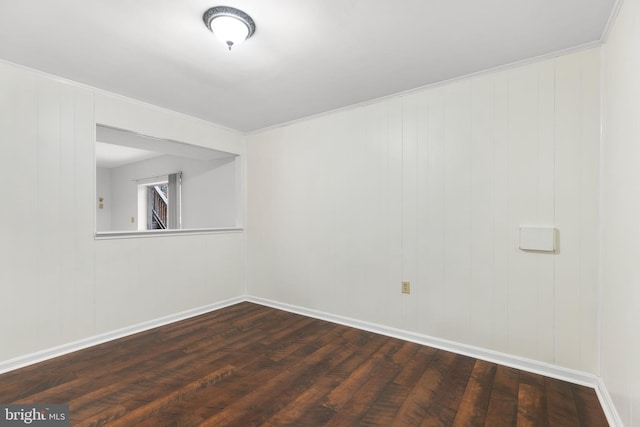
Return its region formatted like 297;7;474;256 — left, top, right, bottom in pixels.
203;6;256;51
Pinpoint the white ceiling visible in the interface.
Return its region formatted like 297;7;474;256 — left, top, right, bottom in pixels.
95;124;237;168
0;0;617;132
95;142;162;169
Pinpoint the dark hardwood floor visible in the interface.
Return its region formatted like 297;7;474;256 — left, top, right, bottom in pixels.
0;302;608;426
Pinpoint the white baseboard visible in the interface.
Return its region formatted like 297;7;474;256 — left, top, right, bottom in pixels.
0;296;245;375
0;294;622;426
246;296;622;427
594;377;624;427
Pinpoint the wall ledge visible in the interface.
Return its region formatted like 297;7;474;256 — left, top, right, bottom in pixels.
95;227;243;240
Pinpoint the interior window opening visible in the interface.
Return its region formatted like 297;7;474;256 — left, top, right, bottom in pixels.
95;124;240;236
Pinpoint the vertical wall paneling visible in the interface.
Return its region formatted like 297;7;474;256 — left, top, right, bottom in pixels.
346;107;371;320
0;63;39;355
59;83;77;339
247;99;404;328
578;50;601;375
380;98;404;325
73;89;97;339
247;48;601;374
505;64;551;362
536;60;556;365
423;87;447;338
601;0;640;423
0;70;98;356
491;75;510;354
442;81;473;344
413;91;431;335
554;54;583;370
554;50;601;373
0;62;246;364
401;93;419;326
469;75;496;349
386;98;404;328
36;78;64;349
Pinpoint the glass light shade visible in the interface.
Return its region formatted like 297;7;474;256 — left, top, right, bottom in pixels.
210;16;250;49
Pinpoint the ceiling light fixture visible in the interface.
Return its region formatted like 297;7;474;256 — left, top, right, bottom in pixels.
203;6;256;51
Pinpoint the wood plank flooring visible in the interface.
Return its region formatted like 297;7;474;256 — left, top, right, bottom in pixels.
0;302;608;426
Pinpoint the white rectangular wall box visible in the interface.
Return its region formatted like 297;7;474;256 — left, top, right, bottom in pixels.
519;227;556;252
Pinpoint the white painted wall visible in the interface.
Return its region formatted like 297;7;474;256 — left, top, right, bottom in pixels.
179;156;238;230
247;48;601;374
180;156;237;229
102;154;237;231
96;167;112;232
601;0;640;424
0;61;246;363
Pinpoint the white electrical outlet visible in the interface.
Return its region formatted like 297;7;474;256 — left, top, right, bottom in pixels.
402;281;410;294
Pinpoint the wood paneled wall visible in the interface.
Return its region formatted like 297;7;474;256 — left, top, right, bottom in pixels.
0;62;246;363
247;48;601;374
601;0;640;424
